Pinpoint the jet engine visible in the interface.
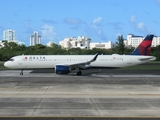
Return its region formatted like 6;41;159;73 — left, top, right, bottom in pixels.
55;65;70;74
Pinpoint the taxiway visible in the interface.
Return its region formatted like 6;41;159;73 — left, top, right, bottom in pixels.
0;70;160;119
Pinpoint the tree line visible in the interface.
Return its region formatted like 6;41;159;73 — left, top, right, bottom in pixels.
0;36;160;61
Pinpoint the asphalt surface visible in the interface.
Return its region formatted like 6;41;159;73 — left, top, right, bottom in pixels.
0;69;160;120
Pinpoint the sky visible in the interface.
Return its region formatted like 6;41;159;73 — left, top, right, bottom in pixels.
0;0;160;46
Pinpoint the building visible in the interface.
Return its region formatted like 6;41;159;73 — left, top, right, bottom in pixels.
0;40;25;49
1;29;25;48
126;34;143;48
90;41;114;49
59;36;91;49
59;36;115;49
30;31;41;46
152;36;160;47
3;29;16;41
126;34;160;47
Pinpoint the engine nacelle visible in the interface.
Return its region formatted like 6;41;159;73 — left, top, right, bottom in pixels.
55;65;70;74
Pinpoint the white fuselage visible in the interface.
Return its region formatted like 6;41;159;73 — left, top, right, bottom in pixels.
4;54;156;69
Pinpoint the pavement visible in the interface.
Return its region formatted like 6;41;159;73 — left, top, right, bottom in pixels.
0;69;160;120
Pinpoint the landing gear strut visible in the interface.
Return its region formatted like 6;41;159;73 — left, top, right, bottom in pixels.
20;70;23;75
77;70;82;76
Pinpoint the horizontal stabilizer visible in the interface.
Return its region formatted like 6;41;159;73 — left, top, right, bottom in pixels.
139;56;156;61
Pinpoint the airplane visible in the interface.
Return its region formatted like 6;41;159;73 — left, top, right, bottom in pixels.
4;34;156;76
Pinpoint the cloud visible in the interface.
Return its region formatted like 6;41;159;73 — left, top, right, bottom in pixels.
42;19;57;24
90;17;107;40
130;15;136;23
40;24;57;42
91;24;103;36
136;22;150;33
93;17;102;24
129;15;150;34
137;22;145;30
64;18;83;25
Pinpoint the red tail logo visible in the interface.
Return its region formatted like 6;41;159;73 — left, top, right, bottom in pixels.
130;35;154;55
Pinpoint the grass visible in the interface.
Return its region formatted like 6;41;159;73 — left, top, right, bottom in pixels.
0;61;160;70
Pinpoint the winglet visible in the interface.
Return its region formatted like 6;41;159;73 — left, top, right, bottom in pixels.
90;52;99;62
130;34;154;56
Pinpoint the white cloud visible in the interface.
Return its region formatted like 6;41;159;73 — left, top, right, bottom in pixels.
85;17;107;40
130;16;136;23
137;22;145;30
92;26;103;36
129;15;150;34
136;22;150;33
40;24;57;42
93;17;103;24
90;17;107;40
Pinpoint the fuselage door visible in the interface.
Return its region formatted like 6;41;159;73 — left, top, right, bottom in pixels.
18;56;27;68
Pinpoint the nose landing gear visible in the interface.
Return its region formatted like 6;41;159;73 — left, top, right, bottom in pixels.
20;70;23;75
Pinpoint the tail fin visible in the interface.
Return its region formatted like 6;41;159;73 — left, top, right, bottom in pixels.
130;34;154;55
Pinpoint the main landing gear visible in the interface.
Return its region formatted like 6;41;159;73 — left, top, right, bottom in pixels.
77;70;82;76
20;70;23;75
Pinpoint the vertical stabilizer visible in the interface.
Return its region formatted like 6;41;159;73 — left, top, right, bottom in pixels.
130;34;154;55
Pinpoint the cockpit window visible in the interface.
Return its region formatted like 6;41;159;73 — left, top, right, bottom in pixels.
9;58;15;62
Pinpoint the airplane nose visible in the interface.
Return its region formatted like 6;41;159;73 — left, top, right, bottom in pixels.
4;62;7;67
4;62;9;68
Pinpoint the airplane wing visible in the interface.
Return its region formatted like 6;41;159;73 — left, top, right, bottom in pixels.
55;52;99;68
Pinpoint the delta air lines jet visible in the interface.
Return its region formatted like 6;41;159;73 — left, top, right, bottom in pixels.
4;34;156;76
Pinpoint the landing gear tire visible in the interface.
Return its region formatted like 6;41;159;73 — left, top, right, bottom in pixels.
20;72;23;75
77;71;82;76
20;70;23;75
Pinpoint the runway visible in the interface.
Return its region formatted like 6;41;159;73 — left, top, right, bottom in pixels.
0;69;160;77
0;70;160;119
